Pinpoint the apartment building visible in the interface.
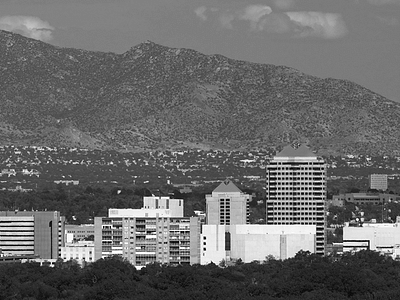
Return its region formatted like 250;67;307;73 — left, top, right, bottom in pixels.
94;197;200;268
265;145;326;255
94;216;200;268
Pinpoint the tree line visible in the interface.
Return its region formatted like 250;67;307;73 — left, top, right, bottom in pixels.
0;250;399;299
0;184;211;224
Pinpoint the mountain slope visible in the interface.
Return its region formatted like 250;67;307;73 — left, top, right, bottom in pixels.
1;29;400;155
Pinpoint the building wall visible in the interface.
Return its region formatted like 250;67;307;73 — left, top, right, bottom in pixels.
0;211;65;259
369;174;388;191
343;223;400;254
33;211;64;259
200;225;226;265
200;224;316;264
265;146;326;255
190;217;201;265
108;208;176;219
0;216;35;256
206;191;250;225
94;216;200;268
230;225;316;262
94;217;103;261
61;241;95;265
335;193;398;205
65;224;94;242
143;197;184;217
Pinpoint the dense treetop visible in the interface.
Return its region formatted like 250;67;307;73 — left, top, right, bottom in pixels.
1;251;400;299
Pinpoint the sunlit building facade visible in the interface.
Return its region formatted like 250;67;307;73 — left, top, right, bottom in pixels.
265;145;326;255
205;180;250;226
368;174;388;191
343;220;400;259
200;224;316;264
94;197;200;268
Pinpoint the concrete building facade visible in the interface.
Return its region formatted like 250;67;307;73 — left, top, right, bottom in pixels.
94;215;200;268
200;224;316;264
142;196;184;217
205;180;250;226
333;193;398;205
107;196;184;220
61;241;95;265
343;221;400;258
0;211;65;259
65;224;94;242
369;174;388;191
265;145;326;255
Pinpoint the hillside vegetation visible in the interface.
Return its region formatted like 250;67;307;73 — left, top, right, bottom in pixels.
1;30;400;155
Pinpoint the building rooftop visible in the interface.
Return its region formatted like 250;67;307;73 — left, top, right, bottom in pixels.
213;179;242;193
275;144;316;158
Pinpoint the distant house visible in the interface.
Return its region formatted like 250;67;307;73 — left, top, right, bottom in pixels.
179;186;192;194
54;180;80;186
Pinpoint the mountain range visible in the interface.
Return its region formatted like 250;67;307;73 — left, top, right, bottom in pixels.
1;29;400;156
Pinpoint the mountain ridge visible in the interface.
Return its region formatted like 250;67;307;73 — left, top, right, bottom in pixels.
1;29;400;155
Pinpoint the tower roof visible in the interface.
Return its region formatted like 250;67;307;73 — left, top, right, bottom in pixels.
275;144;316;158
213;179;242;193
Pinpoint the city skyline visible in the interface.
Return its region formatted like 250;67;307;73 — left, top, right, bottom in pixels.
0;0;399;103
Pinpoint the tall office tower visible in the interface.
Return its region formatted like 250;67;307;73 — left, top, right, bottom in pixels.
368;174;388;191
0;211;65;259
205;179;251;226
265;145;326;255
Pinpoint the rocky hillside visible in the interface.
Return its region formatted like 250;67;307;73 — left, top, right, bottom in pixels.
1;29;400;155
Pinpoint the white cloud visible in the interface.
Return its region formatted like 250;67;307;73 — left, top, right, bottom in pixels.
285;12;348;39
0;15;54;42
195;5;273;31
239;5;273;31
257;13;292;33
194;6;348;39
194;6;208;21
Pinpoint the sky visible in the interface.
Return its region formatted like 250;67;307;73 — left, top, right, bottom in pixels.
1;0;399;102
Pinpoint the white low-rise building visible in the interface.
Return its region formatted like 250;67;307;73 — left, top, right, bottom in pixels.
201;224;316;264
61;241;95;265
343;221;400;257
